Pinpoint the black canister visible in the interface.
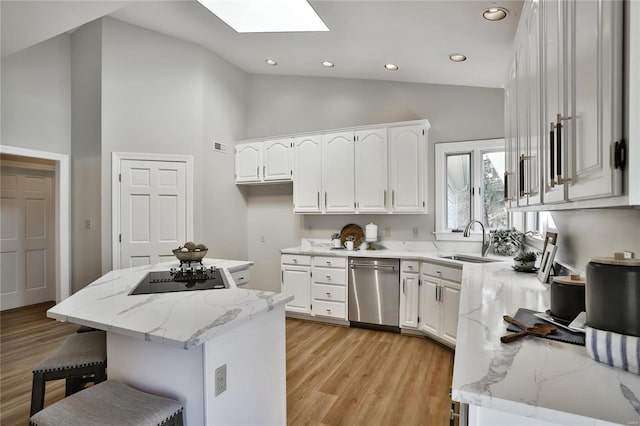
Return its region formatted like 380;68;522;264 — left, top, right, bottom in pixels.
550;275;586;322
586;257;640;337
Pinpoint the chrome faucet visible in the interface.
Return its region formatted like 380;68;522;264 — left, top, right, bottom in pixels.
463;220;490;257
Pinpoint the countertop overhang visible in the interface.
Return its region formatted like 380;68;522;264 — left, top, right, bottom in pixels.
47;258;292;350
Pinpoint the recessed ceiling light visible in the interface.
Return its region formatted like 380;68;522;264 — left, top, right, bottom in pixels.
483;7;508;21
197;0;329;33
265;59;277;66
449;54;467;62
321;61;334;68
384;64;399;71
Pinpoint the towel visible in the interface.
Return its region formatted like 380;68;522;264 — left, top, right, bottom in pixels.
586;326;640;375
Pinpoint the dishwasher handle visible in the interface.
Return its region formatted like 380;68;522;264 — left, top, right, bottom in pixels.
350;263;397;271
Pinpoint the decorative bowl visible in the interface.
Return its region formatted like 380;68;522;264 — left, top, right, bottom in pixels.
172;248;208;262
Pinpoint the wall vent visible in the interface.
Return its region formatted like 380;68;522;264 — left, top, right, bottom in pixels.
213;142;228;153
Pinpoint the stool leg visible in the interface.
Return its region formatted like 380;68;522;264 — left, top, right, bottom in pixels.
30;372;45;416
65;376;83;396
95;364;107;384
174;411;184;426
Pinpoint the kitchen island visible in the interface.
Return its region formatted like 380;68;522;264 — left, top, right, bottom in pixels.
452;263;640;425
47;258;292;425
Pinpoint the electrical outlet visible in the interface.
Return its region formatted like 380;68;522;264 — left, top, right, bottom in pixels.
84;219;92;230
413;227;419;238
215;364;227;396
384;227;391;237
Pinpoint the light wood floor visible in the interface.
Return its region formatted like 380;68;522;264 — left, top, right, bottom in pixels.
1;303;454;425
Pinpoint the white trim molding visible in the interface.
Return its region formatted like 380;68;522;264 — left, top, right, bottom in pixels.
111;152;194;270
0;145;71;303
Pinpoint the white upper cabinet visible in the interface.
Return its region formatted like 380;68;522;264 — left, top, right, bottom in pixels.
322;131;355;213
293;135;322;213
355;128;388;213
388;124;427;213
565;0;623;200
235;139;292;184
263;138;292;181
235;143;262;183
505;0;625;209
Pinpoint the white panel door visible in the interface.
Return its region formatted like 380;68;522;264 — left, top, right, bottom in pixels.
399;272;419;329
120;160;187;268
235;143;262;183
1;168;55;310
355;128;388;212
263;138;292;181
419;277;440;336
440;283;461;346
322;131;355;213
388;125;426;212
566;0;622;200
282;266;311;314
293;135;322;213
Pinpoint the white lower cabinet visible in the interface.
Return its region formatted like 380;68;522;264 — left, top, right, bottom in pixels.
281;254;347;320
281;255;311;314
399;260;420;329
311;256;347;320
419;261;462;347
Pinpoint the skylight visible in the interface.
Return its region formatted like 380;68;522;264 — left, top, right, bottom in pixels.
197;0;329;33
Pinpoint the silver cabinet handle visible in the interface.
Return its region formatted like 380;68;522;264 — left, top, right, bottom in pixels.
324;191;328;209
435;285;438;301
326;309;332;314
326;275;331;280
257;166;260;178
384;189;387;207
293;259;298;263
263;165;265;177
326;292;331;297
317;191;320;208
392;189;395;208
326;261;331;265
403;278;406;294
407;265;413;269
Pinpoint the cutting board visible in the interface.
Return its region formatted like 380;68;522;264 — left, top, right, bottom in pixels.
506;308;585;346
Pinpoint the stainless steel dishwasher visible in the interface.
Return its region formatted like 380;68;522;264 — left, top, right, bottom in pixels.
348;258;400;332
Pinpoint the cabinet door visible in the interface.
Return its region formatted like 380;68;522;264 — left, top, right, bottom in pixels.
505;60;519;208
355;128;388;212
293;135;322;213
515;41;529;207
235;143;262;183
322;131;355;213
263;138;292;181
541;0;567;203
566;0;623;200
419;276;440;336
440;282;461;346
282;266;311;314
525;0;542;206
389;125;426;212
399;272;419;329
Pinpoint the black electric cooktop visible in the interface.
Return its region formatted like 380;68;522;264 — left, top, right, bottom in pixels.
129;267;228;295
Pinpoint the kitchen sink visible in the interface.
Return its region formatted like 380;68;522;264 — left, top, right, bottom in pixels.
439;254;501;263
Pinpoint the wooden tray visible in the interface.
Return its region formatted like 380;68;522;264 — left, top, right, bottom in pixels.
340;224;364;247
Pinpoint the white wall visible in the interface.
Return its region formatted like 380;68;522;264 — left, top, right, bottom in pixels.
1;34;71;154
245;75;505;291
100;17;250;271
70;20;102;292
549;209;640;273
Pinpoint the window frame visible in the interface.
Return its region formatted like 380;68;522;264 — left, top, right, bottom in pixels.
434;138;506;241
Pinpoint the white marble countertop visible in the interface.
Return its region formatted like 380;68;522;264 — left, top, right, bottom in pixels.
48;258;293;350
451;263;640;425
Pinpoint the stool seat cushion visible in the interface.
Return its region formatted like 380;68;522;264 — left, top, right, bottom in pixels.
33;331;106;373
30;380;184;426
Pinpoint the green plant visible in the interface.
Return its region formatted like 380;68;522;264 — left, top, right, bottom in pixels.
514;251;537;262
490;228;523;255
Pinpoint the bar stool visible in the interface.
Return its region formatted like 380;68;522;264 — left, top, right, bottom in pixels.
30;330;107;416
29;380;184;426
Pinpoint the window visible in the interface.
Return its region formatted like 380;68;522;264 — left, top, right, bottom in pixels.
435;139;507;240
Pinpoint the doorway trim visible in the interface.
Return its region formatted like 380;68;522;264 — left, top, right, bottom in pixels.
0;145;70;303
111;152;194;270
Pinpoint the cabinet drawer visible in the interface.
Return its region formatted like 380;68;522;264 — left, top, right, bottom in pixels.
401;260;420;273
312;267;347;285
421;261;462;283
230;268;250;287
312;300;346;319
312;283;346;302
282;254;311;266
313;256;346;269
